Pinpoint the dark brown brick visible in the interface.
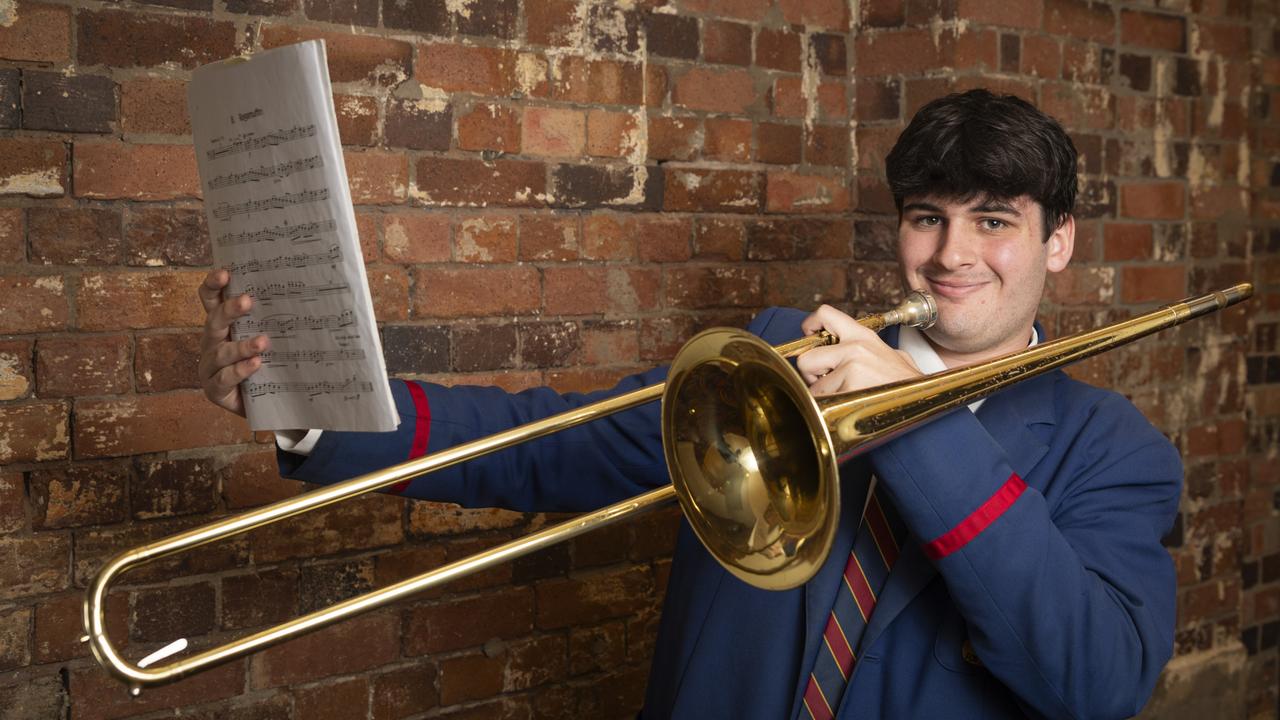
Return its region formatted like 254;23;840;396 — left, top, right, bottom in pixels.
453;323;518;371
222;567;299;630
70;662;241;720
36;334;131;397
647;115;701;161
520;321;580;367
1000;32;1020;73
0;606;30;672
22;70;116;133
306;0;377;26
747;218;851;261
297;558;375;614
551;163;663;211
30;462;129;529
0;340;32;402
386;98;452;150
665;266;764;309
456;0;519;39
806;124;849;167
535;566;654;629
77;9;237;69
588;4;641;54
132;581;216;643
29;207;123;265
406;586;533;655
249;612;399;689
704;20;752;65
294;677;369;720
415;157;546;208
132;457;219;520
1119;53;1151;92
663;168;760;213
757;27;801;72
384;0;449;34
811;33;847;75
0;471;23;533
0;534;69;600
0;69;18;129
126;207;210;267
372;665;439;718
34;591;127;664
261;27;412;87
0;675;64;719
0;138;66;197
226;0;297;13
757;122;803;165
856;80;900;120
646;12;699;59
526;0;578;46
383;324;450;375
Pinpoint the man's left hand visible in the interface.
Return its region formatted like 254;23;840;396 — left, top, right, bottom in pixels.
798;304;924;396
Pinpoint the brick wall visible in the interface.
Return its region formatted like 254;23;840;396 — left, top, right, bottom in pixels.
0;0;1275;718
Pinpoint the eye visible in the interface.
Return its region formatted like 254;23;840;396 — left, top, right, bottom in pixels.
914;215;942;228
980;218;1007;231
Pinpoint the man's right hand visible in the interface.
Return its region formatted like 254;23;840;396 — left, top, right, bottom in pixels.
197;269;269;418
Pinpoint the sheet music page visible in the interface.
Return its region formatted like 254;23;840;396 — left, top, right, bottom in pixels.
188;40;398;432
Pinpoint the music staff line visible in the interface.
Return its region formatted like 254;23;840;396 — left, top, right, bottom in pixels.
236;281;351;302
206;124;317;160
215;219;339;248
212;188;329;220
208;155;324;190
235;310;355;337
226;245;342;276
245;377;374;398
261;348;367;364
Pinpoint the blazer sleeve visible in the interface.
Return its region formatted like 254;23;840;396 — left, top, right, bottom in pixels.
868;391;1181;720
278;307;796;514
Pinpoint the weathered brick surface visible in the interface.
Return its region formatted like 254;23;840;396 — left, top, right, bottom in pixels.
0;1;1271;716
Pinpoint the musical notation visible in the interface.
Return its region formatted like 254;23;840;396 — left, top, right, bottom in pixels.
244;376;374;398
239;281;351;302
235;310;355;337
261;348;367;364
212;188;329;220
206;124;317;160
215;219;338;248
226;245;342;275
208;155;324;189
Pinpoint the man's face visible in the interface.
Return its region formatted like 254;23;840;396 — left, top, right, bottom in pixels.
897;194;1074;366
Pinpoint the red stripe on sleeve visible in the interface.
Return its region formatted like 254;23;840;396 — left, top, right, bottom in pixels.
391;381;431;494
922;474;1027;560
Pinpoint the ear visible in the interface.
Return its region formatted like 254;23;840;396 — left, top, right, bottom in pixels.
1045;214;1074;273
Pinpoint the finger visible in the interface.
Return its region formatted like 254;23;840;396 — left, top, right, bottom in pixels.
198;269;230;314
895;349;922;374
200;335;269;381
206;354;262;403
796;344;849;384
202;292;253;350
807;359;853;396
800;304;836;336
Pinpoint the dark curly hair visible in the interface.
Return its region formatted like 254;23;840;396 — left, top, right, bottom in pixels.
885;89;1078;241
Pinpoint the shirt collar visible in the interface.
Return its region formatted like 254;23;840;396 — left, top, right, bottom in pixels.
897;325;1040;413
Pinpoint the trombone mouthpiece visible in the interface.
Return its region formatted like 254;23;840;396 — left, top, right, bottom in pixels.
899;290;937;329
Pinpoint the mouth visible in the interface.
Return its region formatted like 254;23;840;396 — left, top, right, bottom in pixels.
924;277;989;300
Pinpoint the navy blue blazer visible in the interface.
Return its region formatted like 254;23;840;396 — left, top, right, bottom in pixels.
279;307;1181;719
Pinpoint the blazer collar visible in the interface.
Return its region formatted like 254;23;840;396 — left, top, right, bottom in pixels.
791;321;1059;714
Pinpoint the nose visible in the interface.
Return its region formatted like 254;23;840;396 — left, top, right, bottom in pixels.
932;223;979;271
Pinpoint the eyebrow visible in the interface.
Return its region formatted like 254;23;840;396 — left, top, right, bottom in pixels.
901;199;1025;217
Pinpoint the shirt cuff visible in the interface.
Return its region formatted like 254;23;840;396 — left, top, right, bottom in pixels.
274;428;323;456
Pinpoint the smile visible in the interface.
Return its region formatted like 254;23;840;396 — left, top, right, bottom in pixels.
925;278;989;300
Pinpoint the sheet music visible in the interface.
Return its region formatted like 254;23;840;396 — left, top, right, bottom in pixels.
188;40;398;432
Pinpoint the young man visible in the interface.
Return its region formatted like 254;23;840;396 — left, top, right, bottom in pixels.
199;90;1180;718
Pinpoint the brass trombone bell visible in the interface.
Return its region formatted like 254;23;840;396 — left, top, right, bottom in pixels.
82;292;937;692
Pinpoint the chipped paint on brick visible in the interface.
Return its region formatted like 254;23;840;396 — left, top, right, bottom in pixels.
0;168;63;198
801;32;819;133
515;53;547;96
1152;57;1175;178
445;0;476;19
0;0;16;27
0;352;27;400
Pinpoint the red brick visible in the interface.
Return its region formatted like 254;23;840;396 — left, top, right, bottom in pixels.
523;106;586;158
855;28;942;77
77;270;205;331
665;266;764;308
28;207;122;266
132;456;219;520
1121;9;1185;52
757;27;802;72
580;320;639;365
520;213;581;261
73;142;198;200
249;611;398;688
1045;0;1115;43
78;9;236;69
663;168;761;213
0;2;71;63
505;635;568;692
544;266;660;315
336;93;380;146
70;661;242;720
344;150;408;205
704;20;752;66
1121;182;1186;220
525;0;578;46
134;331;200;392
778;0;847;29
413;266;540;317
1104;223;1154;261
29;462;127;529
587;109;639;158
418;42;517;96
1121;265;1186;304
958;0;1042;28
263;26;412;86
766;171;850;213
368;265;411;321
294;677;370;720
635;217;692;263
456;214;519;263
757;122;803;164
647;115;701;161
382;211;450;264
704;117;752;162
405;586;533;655
34;591;127;664
0;340;29;403
580;214;638;260
414;157;546;208
120;77;189;135
0;534;68;600
1021;34;1061;77
74;390;250;458
679;0;770;21
553;56;644;106
439;652;505;706
223;449;301;510
747;218;852;260
36;334;131;397
253;493;402;564
694;217;746;260
672;67;755;114
0;275;68;333
126;207;210;267
1044;265;1115;305
0;606;28;672
458;102;521;153
0;138;65;197
807;124;850;167
408;499;525;535
0;207;21;262
535;565;654;629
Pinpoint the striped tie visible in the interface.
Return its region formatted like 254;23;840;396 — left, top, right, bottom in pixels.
799;486;907;720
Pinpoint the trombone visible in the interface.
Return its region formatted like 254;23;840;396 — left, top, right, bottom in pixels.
82;284;1252;693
